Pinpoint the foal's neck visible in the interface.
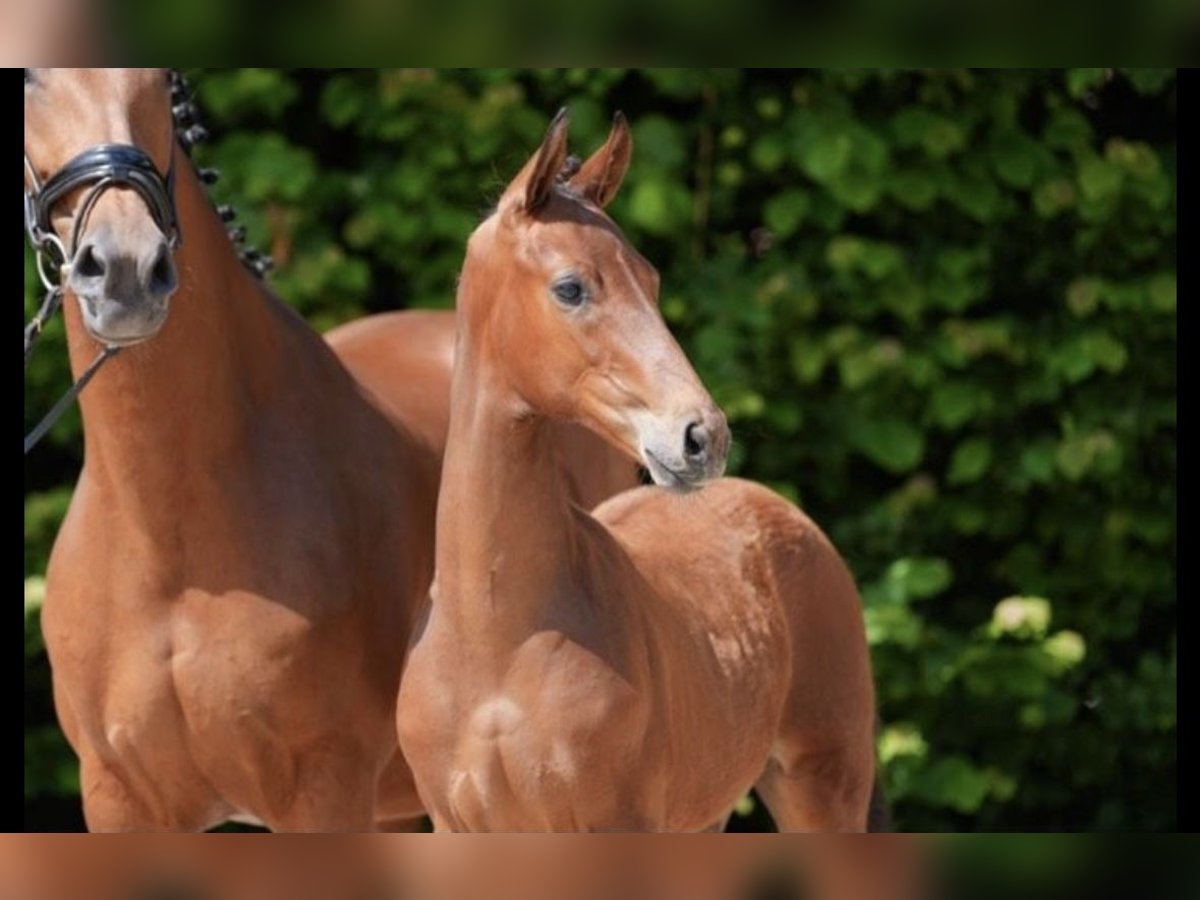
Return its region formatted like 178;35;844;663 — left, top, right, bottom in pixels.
436;332;585;651
67;147;319;498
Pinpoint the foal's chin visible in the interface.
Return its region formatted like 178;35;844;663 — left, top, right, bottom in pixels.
641;452;710;495
655;476;705;496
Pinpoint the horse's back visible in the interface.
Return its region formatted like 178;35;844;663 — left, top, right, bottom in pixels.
325;310;457;454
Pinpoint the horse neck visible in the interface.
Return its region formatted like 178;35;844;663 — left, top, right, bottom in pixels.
435;324;585;653
66;145;324;505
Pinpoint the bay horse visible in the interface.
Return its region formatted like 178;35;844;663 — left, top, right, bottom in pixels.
25;69;633;831
397;110;879;830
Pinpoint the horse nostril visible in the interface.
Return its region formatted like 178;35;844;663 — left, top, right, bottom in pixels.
684;421;708;461
149;244;176;294
73;244;105;280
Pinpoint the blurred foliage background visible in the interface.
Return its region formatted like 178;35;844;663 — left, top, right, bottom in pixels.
24;68;1176;831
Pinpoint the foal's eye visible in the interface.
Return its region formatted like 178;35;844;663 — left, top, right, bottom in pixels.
552;276;587;307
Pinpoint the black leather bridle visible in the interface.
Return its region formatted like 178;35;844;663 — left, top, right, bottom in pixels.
25;142;180;266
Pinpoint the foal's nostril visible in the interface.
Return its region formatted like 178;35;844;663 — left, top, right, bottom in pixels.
73;244;105;280
683;421;708;462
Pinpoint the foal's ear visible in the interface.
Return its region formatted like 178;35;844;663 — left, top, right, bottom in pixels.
569;111;632;209
510;107;571;214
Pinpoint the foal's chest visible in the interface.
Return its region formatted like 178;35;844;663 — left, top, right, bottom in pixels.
431;633;652;830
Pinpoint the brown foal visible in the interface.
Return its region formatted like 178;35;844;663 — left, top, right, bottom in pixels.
398;110;878;831
26;69;632;831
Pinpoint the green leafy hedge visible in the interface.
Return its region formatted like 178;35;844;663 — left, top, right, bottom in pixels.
24;69;1176;831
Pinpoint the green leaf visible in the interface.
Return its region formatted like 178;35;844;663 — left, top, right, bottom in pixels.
1055;430;1121;481
1065;277;1102;317
627;179;691;236
1033;178;1077;217
892;108;966;159
1105;139;1162;181
848;416;926;474
1078;157;1124;203
763;190;810;238
923;119;967;159
632;115;687;169
865;604;923;647
912;755;999;813
1019;440;1058;484
929;382;984;430
890;169;938;210
1067;68;1109;98
825;235;863;271
828;169;882;213
888;557;954;600
891;107;935;146
1121;68;1174;95
751;135;787;173
947;171;1002;222
200;68;298;120
1085;332;1128;373
797;123;853;183
948;438;992;485
859;242;903;280
1044;108;1093;153
789;337;828;384
989;129;1041;189
1148;273;1176;313
211;133;316;203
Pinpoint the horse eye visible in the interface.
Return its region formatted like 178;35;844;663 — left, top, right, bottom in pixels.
552;277;587;307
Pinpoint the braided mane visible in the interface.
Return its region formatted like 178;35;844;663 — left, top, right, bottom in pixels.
168;70;273;279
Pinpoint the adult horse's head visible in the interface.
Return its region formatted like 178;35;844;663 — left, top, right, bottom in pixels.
459;108;730;492
24;68;180;346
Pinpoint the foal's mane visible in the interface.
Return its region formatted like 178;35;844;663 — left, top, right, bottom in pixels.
167;69;272;280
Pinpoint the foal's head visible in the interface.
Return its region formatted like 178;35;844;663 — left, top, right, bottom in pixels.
460;109;729;491
24;68;179;345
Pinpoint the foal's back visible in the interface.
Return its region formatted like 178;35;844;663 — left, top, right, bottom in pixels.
594;477;876;826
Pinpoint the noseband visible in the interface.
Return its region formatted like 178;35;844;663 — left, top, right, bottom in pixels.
24;142;180;299
23;140;181;454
